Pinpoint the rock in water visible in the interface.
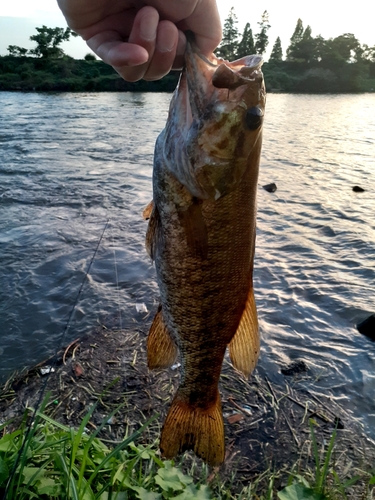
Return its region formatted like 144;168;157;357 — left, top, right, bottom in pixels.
357;314;375;340
352;186;365;192
281;359;307;376
263;182;277;193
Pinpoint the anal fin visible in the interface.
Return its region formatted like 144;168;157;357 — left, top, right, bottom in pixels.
147;306;178;370
160;391;224;466
229;287;260;378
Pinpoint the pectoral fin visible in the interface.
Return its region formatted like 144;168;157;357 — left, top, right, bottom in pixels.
147;306;178;370
142;200;154;220
177;199;208;259
229;287;260;378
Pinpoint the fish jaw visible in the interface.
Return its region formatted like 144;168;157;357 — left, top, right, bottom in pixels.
162;41;266;200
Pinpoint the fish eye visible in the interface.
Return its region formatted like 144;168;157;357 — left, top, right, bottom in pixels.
245;106;263;130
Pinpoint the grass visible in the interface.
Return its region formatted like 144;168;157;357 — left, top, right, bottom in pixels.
0;393;209;499
277;420;375;500
0;395;374;499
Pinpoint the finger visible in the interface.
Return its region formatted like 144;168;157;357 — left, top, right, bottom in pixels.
143;21;179;81
177;0;222;55
170;30;186;71
120;6;159;81
86;31;149;67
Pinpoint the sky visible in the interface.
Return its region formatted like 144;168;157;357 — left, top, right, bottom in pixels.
0;0;374;60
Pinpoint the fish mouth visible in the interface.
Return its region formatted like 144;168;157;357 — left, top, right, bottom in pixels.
182;33;263;122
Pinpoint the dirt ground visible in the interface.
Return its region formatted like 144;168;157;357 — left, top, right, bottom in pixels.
1;323;375;496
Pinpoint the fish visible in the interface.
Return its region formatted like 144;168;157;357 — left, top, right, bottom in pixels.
144;36;266;466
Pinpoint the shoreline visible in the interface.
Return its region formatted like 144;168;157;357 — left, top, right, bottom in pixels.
1;325;374;495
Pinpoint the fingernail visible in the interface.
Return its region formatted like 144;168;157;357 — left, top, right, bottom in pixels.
140;15;157;41
157;29;175;53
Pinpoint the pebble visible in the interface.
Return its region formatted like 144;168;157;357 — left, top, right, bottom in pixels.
263;182;277;193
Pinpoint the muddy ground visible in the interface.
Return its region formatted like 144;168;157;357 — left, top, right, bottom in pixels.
1;323;374;497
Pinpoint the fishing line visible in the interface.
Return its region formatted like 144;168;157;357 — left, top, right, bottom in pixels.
2;218;109;500
111;223;124;333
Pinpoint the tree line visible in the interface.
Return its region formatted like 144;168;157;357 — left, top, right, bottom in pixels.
215;8;375;92
216;8;375;64
1;18;375;93
0;26;179;92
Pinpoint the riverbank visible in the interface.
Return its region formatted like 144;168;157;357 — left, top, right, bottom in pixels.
1;55;375;93
1;324;374;497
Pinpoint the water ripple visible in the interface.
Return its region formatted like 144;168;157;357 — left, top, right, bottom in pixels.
0;91;375;437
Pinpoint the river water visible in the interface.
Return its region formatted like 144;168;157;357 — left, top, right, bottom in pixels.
0;91;374;437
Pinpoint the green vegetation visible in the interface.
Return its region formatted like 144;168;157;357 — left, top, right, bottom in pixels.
216;10;375;93
254;11;271;56
1;14;375;92
0;54;178;92
0;393;374;499
0;11;375;93
0;24;178;92
0;394;211;499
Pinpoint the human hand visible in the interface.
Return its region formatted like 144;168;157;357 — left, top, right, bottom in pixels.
57;0;222;82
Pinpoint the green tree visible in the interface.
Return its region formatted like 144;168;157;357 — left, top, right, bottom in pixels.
288;25;317;64
286;18;304;60
7;45;28;57
84;53;97;61
362;44;375;62
254;11;271;55
320;33;362;68
29;26;77;58
269;37;283;62
236;23;255;58
215;7;239;60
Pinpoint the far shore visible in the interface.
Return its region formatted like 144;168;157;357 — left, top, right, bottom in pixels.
1;54;375;94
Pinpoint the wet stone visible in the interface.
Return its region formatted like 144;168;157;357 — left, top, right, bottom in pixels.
357;314;375;340
334;416;345;429
281;359;308;376
263;182;277;193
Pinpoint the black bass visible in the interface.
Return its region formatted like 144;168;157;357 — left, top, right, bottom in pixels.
145;37;266;466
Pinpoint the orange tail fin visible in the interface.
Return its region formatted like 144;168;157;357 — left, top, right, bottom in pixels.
147;307;178;370
159;391;224;466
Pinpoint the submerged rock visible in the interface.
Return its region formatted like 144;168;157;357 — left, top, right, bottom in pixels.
281;359;307;376
357;314;375;340
352;186;365;192
263;182;277;193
